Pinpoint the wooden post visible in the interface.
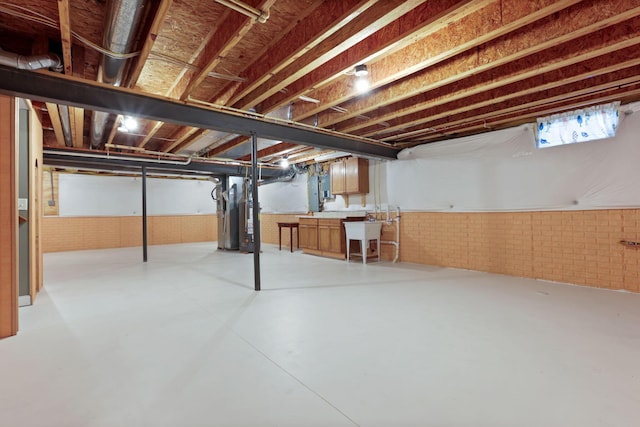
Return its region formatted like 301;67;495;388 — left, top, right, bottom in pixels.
0;95;18;338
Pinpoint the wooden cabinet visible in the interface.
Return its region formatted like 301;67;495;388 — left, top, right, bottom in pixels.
330;157;368;195
299;217;318;250
344;157;369;194
318;219;342;254
299;216;364;260
329;161;345;194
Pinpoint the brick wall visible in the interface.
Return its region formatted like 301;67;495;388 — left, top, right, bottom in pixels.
400;209;640;292
43;215;217;252
43;211;640;291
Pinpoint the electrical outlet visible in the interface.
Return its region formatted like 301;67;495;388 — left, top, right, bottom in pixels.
18;198;28;210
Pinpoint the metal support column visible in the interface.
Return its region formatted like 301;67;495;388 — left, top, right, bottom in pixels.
251;132;261;291
142;165;148;262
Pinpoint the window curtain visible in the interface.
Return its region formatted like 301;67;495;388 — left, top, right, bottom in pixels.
536;102;620;148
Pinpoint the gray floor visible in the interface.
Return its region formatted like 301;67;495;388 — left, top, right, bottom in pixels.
1;242;639;427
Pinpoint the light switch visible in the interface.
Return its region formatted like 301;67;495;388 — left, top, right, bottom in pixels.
18;198;28;210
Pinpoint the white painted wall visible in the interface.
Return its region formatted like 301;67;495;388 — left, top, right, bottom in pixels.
258;172;308;213
58;174;217;216
57;106;640;217
387;109;640;212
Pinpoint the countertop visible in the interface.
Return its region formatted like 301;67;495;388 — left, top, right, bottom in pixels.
298;211;367;219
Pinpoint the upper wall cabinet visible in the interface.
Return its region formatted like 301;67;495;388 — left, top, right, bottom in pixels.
330;160;345;194
331;157;369;195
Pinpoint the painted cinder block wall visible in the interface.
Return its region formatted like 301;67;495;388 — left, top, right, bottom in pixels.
261;209;639;292
40;209;639;291
42;215;217;252
398;209;639;292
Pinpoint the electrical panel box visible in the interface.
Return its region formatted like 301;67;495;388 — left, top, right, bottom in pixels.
308;175;320;212
320;174;332;199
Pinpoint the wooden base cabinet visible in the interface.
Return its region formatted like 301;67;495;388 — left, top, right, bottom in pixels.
299;217;318;250
299;217;363;260
318;219;342;254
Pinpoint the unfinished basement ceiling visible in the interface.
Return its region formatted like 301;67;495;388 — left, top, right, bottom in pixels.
1;0;640;167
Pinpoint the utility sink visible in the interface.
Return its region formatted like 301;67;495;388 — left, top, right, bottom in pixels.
343;221;382;264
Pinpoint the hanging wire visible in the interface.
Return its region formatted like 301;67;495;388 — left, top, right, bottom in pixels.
0;3;140;59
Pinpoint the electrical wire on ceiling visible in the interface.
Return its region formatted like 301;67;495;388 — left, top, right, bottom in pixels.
112;131;178;142
0;2;140;60
147;51;247;82
102;143;273;168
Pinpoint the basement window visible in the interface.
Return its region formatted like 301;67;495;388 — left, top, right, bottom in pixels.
535;102;620;148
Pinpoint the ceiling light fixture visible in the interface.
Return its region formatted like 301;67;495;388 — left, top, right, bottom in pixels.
354;64;369;93
355;77;369;93
354;64;368;77
280;155;289;168
118;116;139;133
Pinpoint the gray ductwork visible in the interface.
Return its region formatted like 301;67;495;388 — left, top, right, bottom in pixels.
0;47;73;146
0;48;64;72
258;167;297;186
90;0;148;148
58;105;73;146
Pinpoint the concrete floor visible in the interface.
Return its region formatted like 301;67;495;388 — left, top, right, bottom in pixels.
1;242;639;427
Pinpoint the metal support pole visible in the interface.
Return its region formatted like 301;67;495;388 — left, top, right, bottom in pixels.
142;165;148;262
251;132;261;291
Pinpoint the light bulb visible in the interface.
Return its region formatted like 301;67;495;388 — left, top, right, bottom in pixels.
123;116;138;131
280;157;289;168
355;77;369;93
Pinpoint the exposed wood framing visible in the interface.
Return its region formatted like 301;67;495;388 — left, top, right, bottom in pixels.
322;0;640;135
70;45;86;148
128;0;174;87
4;0;640;168
128;0;173;147
105;115;121;147
263;0;495;114
206;134;248;157
45;103;66;146
290;148;337;165
237;142;297;161
70;107;84;148
180;0;277;100
162;126;199;153
407;84;640;145
132;1;237;147
138;121;164;148
56;0;73;75
367;40;640;139
230;0;425;110
292;0;581;123
395;72;640;144
71;43;86;79
217;0;376;106
0;66;399;159
0;94;18;338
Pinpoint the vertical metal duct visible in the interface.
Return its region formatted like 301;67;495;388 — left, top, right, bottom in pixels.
58;105;73;146
90;0;148;148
